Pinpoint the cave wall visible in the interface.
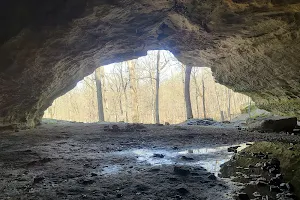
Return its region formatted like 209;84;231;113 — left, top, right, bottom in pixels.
0;0;300;128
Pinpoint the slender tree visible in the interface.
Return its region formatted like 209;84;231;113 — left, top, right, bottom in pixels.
227;88;231;120
128;60;139;123
213;82;222;121
155;51;161;124
201;71;207;119
119;63;129;122
154;50;169;123
184;66;193;119
192;69;201;118
95;67;105;122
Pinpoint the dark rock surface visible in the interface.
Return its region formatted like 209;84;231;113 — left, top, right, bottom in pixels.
1;0;300;128
247;117;297;132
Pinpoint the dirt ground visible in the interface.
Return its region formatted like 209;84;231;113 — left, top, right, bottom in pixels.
0;122;300;200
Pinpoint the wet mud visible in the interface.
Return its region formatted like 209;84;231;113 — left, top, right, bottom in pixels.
0;122;300;200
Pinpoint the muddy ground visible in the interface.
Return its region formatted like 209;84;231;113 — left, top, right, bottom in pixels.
0;122;300;200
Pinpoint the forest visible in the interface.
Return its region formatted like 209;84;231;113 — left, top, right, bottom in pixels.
44;50;250;124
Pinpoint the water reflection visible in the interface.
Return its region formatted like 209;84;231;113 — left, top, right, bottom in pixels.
112;143;249;176
100;165;122;175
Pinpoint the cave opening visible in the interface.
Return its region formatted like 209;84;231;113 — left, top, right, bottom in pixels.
1;0;300;199
43;50;251;125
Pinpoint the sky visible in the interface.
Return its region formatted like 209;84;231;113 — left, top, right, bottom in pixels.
76;50;209;88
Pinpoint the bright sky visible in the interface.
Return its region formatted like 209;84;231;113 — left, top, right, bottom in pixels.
76;50;209;88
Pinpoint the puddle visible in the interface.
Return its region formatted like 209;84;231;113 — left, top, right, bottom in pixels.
100;165;123;175
111;143;250;176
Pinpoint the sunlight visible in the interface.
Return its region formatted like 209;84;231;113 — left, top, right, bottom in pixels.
44;50;250;124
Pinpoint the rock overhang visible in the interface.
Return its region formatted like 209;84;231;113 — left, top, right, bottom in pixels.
0;0;300;128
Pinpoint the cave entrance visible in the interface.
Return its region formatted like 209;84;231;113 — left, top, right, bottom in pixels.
43;50;250;124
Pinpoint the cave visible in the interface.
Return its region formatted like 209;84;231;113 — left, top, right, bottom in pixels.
1;0;300;128
1;0;300;199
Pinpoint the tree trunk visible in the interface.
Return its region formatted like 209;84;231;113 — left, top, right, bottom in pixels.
118;93;123;121
150;71;155;123
248;97;251;118
192;71;200;118
100;69;109;121
227;88;231;120
202;72;206;119
214;82;222;120
155;50;160;124
120;67;129;122
192;72;200;118
95;67;105;122
128;60;139;123
184;66;193;119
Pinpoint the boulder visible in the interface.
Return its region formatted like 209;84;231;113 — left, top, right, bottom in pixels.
247;117;297;132
174;166;190;176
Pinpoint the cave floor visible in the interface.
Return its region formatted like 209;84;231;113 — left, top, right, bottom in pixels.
0;122;300;200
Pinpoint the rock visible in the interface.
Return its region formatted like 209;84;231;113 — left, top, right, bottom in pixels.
252;152;266;158
103;125;110;131
125;124;146;132
175;185;189;195
255;163;263;168
78;178;95;185
111;125;120;132
247;117;297;132
269;167;280;174
253;192;261;197
257;177;267;182
270;158;280;167
168;177;179;181
286;193;297;199
269;177;282;186
135;184;149;191
238;193;250;200
208;174;217;180
270;185;281;193
228;146;240;152
280;183;289;190
153;153;164;158
174;166;190;176
33;176;44;184
256;180;268;186
181;156;194;160
148;168;160;172
276;174;283;179
165;122;170;125
91;173;98;177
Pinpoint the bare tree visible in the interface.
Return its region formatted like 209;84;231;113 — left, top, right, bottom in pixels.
184;66;193;119
213;82;222;120
95;67;105;122
192;68;201;118
201;71;207;119
155;51;161;124
119;63;129;122
227;88;231;120
154;50;169;124
128;60;139;123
